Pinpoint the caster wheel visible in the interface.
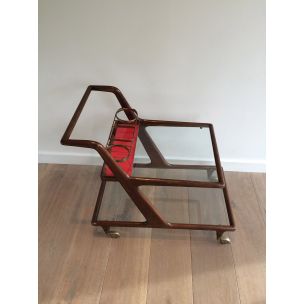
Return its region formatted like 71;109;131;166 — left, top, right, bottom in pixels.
218;236;231;244
106;231;120;238
216;232;231;244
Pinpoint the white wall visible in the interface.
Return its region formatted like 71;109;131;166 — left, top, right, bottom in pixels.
39;0;265;172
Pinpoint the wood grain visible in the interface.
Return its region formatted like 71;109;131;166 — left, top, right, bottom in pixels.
226;172;266;304
189;170;240;304
50;166;115;304
39;165;112;304
39;165;84;303
146;169;193;304
98;169;153;304
251;173;266;217
39;164;266;304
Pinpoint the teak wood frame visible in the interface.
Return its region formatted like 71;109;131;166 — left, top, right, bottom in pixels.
61;85;236;242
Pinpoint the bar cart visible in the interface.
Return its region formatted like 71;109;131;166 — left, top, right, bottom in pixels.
61;85;235;244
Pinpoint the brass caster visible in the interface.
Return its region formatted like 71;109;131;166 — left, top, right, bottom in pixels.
106;231;120;238
218;236;231;245
216;232;231;245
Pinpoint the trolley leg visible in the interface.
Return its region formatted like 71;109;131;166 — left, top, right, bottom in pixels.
102;226;120;238
216;231;231;244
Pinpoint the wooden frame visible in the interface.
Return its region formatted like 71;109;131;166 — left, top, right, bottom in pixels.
61;85;235;242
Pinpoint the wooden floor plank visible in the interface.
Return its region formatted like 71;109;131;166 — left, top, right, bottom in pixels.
226;172;266;304
250;173;266;217
146;169;193;304
38;164;68;219
189;170;240;304
39;165;85;303
39;165;112;304
39;165;266;304
50;166;115;304
98;169;152;304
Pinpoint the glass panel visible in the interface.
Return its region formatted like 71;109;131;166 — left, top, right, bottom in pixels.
132;167;218;182
146;126;214;164
138;186;228;225
133;126;218;181
133;137;151;164
138;167;228;225
97;168;228;226
97;181;146;222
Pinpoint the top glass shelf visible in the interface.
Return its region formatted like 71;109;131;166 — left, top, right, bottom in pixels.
132;125;219;182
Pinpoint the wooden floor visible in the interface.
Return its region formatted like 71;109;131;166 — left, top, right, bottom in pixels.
39;164;266;304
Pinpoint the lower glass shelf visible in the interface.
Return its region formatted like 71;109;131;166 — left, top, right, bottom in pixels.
98;168;229;226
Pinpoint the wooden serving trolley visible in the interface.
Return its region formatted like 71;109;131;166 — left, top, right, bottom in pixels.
61;85;235;244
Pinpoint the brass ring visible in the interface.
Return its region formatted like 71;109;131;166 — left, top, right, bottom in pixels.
115;108;138;123
107;144;130;163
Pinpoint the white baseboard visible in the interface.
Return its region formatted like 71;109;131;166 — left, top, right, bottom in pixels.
38;150;266;173
38;151;102;166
